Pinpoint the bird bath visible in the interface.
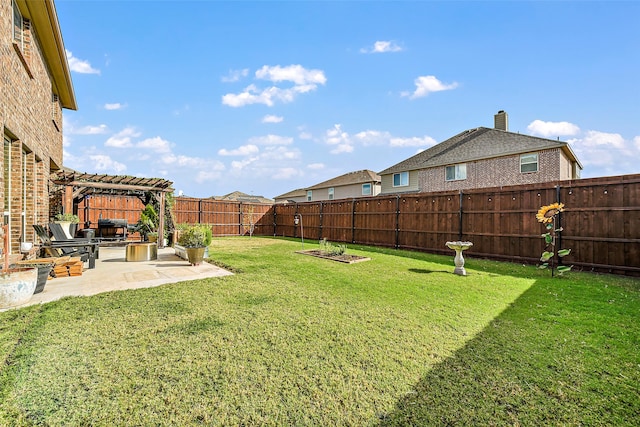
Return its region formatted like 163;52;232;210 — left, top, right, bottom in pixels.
445;241;473;276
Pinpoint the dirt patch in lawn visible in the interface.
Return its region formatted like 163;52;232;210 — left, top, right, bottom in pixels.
296;250;371;264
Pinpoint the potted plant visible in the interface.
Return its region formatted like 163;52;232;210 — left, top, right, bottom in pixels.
0;225;37;309
54;212;80;238
177;224;212;266
136;204;159;242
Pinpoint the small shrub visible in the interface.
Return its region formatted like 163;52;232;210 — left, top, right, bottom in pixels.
177;224;212;247
319;238;346;256
54;213;79;223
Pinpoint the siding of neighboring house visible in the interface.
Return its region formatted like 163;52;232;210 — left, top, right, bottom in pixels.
416;149;565;193
1;0;74;252
311;182;381;201
380;170;420;195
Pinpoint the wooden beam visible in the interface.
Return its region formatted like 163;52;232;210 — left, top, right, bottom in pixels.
52;180;173;193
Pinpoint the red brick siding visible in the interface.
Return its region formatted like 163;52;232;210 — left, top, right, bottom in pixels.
1;1;65;252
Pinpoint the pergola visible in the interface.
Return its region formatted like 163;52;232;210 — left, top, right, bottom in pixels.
51;170;174;247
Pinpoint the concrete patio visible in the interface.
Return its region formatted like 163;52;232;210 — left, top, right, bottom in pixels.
8;245;233;310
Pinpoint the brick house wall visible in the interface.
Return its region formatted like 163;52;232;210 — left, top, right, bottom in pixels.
418;149;565;193
1;0;66;253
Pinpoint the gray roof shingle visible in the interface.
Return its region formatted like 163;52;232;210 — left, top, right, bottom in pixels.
379;127;582;175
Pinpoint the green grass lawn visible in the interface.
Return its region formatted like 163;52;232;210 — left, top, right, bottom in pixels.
1;237;638;426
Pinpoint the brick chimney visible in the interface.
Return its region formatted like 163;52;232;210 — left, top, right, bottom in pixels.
494;110;508;131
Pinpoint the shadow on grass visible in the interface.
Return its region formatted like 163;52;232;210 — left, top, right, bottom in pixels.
377;277;640;426
407;268;450;275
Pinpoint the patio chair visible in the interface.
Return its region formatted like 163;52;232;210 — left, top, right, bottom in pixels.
33;224;90;263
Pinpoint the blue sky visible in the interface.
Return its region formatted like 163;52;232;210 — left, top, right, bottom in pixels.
56;1;640;199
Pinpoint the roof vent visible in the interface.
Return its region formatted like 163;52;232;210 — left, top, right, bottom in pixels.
494;110;508;131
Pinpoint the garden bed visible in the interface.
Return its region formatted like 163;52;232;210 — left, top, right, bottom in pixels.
295;249;371;264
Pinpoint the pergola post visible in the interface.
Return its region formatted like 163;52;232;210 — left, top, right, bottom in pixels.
158;192;166;248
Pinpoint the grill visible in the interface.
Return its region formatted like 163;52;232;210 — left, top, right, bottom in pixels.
97;218;128;240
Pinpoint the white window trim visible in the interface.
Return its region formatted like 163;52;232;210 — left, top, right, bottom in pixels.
445;164;467;181
362;183;372;196
306;190;312;201
328;187;334;200
393;172;409;187
520;153;539;173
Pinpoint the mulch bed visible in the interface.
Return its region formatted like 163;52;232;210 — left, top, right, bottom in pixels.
295;250;371;264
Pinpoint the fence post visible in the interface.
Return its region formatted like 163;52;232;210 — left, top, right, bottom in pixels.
459;190;464;241
351;199;356;244
273;205;277;237
556;185;563;267
395;195;400;249
239;202;243;236
319;202;324;240
198;199;202;225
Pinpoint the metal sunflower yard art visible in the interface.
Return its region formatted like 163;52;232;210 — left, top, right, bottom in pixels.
537;202;572;276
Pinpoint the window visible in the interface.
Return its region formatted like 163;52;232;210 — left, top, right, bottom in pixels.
393;172;409;187
306;190;312;201
445;164;467;181
362;183;372;196
12;0;23;49
520;153;538;173
328;187;334;200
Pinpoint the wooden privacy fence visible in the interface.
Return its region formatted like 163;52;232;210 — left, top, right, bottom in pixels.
90;174;640;276
269;176;639;276
173;198;274;236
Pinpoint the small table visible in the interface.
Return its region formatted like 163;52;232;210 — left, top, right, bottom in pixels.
126;242;157;262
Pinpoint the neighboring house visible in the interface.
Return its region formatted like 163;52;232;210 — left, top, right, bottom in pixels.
212;191;273;204
275;170;382;203
273;188;307;204
379;111;582;195
1;0;76;253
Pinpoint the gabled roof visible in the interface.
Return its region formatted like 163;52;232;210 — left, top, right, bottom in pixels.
274;188;306;200
307;169;381;190
379;127;582;175
213;191;273;204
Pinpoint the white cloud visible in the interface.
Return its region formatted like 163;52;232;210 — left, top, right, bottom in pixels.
390;135;437;148
137;136;172;153
307;163;325;170
262;114;284;123
104;103;124;110
221;68;249;82
330;144;354;154
354;130;392;146
248;134;293;146
577;130;626;149
89;155;126;173
360;40;403;54
73;124;108;135
255;64;327;85
65;50;100;74
105;127;140;148
404;75;458;99
527;120;580;137
565;130;640;178
218;144;260;156
222;65;327;108
324;125;354;154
